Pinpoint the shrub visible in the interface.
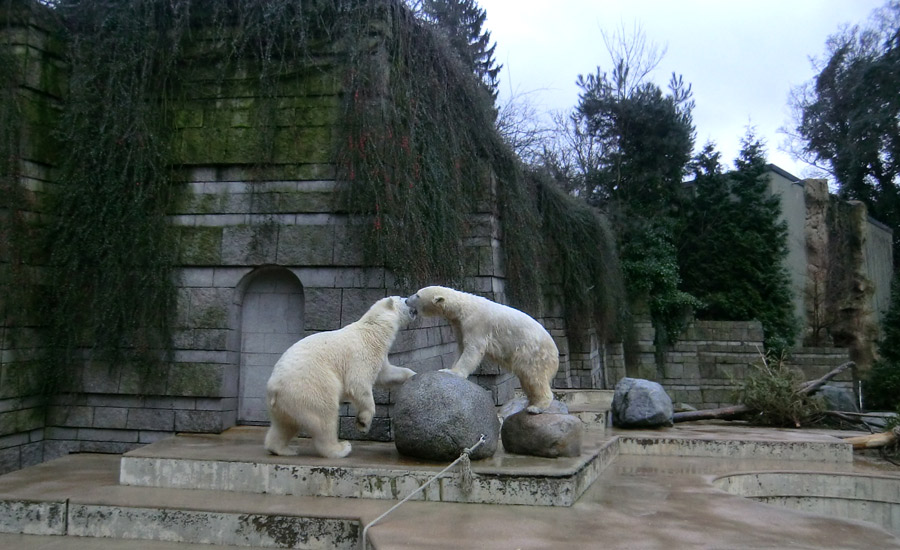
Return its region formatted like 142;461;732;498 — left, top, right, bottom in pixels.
740;352;823;427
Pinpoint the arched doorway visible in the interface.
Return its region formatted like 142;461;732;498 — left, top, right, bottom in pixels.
238;268;304;424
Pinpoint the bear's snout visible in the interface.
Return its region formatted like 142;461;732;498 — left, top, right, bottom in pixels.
404;297;418;320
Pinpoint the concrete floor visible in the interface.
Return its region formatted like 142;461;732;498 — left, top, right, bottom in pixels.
0;424;898;549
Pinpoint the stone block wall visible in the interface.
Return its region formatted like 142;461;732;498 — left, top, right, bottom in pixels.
627;319;855;409
0;1;64;474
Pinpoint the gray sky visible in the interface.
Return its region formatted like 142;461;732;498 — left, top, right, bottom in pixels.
479;0;886;179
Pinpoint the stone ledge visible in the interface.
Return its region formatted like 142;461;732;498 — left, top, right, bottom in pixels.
118;427;619;507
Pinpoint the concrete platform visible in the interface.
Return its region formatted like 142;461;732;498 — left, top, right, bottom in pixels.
120;426;619;506
0;423;898;549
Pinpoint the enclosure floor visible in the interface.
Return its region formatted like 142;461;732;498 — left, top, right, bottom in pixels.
1;423;899;549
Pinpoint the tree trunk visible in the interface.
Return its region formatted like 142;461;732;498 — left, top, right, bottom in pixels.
842;427;899;450
673;404;752;423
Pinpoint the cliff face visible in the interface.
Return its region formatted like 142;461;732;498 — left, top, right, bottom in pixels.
803;178;878;369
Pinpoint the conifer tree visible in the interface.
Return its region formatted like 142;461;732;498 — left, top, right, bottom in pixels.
864;272;900;410
679;133;797;351
419;0;502;97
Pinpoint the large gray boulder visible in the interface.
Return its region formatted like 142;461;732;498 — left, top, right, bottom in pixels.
393;371;499;461
612;377;674;428
501;410;583;458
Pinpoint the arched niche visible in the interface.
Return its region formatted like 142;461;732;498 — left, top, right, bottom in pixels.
236;266;304;424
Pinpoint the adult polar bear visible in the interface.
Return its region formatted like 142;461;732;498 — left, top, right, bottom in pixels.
407;286;559;414
264;296;417;458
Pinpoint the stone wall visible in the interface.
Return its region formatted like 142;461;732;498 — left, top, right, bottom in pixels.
628;319;854;409
37;5;528;456
0;1;64;474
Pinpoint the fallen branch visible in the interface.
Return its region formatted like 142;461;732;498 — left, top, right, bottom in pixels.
796;362;855;395
673;404;752;423
842;427;899;450
673;361;855;423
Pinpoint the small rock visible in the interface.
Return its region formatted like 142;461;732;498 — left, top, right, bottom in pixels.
612;377;674;428
393;371;499;461
501;411;583;458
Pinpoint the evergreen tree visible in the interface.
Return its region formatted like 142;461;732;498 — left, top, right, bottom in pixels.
419;0;502;97
679;133;796;351
863;272;900;410
577;63;698;345
578;72;695;214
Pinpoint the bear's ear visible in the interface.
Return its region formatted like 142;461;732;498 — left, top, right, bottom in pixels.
432;295;444;305
385;297;395;310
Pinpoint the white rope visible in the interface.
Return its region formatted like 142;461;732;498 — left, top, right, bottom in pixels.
360;434;486;550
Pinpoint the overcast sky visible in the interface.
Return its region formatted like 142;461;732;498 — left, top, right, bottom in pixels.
478;0;886;180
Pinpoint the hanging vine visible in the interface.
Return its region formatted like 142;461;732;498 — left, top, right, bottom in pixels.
3;0;625;396
335;1;545;308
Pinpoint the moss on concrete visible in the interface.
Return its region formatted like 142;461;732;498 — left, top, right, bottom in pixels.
167;363;225;397
176;227;223;265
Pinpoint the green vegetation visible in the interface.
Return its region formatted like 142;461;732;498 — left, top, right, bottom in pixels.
0;32;30;349
535;173;626;340
678;134;797;352
788;1;900;266
740;352;824;427
864;272;900;411
575;57;699;347
418;0;501;97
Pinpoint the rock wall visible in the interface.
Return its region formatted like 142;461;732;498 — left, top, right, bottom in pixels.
0;0;65;474
0;1;612;471
803;179;881;369
629;320;853;409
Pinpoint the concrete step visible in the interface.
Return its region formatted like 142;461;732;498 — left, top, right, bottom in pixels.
0;454;376;549
616;423;854;463
119;426;620;507
0;533;248;550
553;389;613;428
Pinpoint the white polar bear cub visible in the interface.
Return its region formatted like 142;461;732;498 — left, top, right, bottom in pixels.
407;286;559;414
264;296;417;458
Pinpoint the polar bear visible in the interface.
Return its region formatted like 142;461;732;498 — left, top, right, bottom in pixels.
264;296;417;458
407;286;559;414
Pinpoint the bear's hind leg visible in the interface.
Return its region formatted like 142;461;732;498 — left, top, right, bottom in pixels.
521;373;554;414
308;412;352;459
265;415;300;456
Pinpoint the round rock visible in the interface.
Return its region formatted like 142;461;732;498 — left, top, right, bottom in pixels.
501;411;583;458
612;377;674;428
393;371;499;461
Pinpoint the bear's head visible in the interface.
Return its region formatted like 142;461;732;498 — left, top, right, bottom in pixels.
365;295;418;329
406;286;455;318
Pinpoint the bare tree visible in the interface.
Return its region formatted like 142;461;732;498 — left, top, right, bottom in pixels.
495;85;553;166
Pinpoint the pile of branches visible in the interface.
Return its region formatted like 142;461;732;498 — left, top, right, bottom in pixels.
674;357;899;457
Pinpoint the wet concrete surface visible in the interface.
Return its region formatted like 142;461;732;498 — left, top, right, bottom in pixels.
365;453;900;549
0;423;898;549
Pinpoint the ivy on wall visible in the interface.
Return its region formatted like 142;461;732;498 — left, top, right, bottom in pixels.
4;0;626;395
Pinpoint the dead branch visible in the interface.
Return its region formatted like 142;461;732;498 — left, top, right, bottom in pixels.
797;361;855;395
842;427;899;450
672;361;855;424
673;404;752;423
